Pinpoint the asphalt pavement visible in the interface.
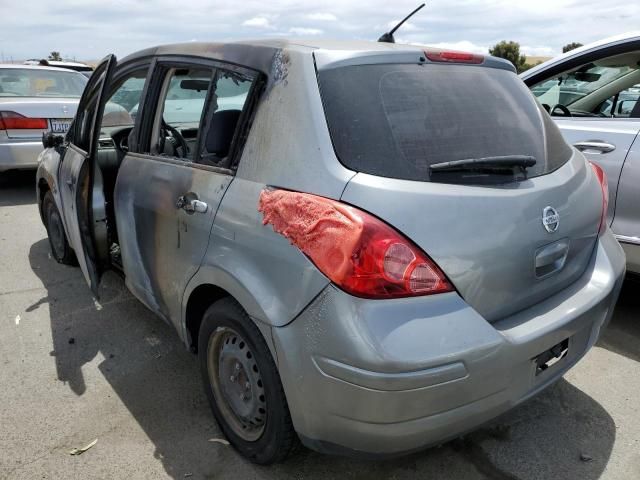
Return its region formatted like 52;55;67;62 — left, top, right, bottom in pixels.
1;170;639;479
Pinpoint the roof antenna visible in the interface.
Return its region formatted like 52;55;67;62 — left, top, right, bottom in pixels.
378;3;426;43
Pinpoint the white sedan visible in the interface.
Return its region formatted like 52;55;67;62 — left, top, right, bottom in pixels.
0;64;87;171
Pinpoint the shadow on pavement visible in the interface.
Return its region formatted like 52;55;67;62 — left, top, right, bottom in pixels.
0;170;37;206
597;275;640;363
29;236;618;480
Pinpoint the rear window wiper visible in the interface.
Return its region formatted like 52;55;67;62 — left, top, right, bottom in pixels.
429;155;537;173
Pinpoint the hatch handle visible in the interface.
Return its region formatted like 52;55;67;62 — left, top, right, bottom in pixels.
535;239;570;278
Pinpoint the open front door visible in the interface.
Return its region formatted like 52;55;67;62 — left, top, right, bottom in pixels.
59;54;117;297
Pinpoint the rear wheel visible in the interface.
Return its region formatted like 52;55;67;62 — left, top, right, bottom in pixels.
198;298;298;464
43;191;76;265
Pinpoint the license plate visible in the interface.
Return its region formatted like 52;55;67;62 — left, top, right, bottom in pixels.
534;338;569;375
50;118;72;134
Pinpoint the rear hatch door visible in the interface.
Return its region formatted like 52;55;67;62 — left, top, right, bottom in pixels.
319;57;603;322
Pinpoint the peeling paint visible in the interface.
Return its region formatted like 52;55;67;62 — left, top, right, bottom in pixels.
258;189;363;279
271;50;290;87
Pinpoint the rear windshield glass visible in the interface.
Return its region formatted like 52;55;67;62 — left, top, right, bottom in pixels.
0;68;87;98
318;63;571;183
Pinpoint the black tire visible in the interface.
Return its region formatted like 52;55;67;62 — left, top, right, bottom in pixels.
42;191;76;265
198;297;298;464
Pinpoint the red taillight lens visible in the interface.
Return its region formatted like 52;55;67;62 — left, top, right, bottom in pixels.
425;50;484;64
590;161;608;234
0;111;48;130
258;189;453;299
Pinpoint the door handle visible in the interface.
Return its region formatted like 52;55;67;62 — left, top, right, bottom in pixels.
176;195;208;214
573;141;616;154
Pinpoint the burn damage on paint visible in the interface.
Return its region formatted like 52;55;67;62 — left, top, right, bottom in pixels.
258;189;363;279
271;50;290;86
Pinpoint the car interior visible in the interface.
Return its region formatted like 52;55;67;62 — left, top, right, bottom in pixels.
531;50;640;118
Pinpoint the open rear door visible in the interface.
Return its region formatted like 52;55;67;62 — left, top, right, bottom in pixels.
58;54;117;297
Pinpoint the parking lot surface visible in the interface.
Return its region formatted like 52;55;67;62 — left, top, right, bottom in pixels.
1;170;639;480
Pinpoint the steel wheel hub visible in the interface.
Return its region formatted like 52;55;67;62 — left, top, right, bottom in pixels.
208;327;267;441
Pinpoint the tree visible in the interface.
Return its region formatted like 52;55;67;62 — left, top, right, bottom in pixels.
489;41;527;73
520;61;543;73
48;51;62;61
562;42;583;53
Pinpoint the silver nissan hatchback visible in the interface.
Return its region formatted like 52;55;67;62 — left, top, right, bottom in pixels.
36;39;625;464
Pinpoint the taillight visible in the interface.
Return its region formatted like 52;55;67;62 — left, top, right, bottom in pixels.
425;50;484;64
590;161;608;234
258;189;453;299
0;111;48;130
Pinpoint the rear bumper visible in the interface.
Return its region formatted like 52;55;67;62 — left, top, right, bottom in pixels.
271;229;625;457
0;136;43;171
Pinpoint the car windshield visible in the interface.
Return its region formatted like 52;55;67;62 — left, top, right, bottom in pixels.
0;68;87;98
318;63;571;183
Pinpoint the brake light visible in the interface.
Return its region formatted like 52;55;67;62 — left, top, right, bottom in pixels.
258;189;453;299
590;162;608;234
0;111;48;130
425;51;484;64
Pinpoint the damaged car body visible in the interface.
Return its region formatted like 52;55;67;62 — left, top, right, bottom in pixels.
36;40;626;464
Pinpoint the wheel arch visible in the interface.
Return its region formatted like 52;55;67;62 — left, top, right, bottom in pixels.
182;274;280;364
184;283;231;353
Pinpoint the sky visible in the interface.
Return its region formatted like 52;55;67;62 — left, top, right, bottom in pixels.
1;0;638;62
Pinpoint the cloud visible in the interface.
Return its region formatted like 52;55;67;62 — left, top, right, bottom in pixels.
242;16;274;29
521;45;556;57
304;12;337;21
289;27;324;36
1;0;639;61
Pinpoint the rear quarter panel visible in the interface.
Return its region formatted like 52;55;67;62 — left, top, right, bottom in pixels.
183;177;329;329
184;47;352;330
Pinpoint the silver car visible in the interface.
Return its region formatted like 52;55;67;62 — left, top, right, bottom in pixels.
36;40;625;463
0;65;86;171
522;32;640;273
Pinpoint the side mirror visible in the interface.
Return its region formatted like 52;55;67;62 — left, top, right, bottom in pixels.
616;100;637;116
42;132;64;149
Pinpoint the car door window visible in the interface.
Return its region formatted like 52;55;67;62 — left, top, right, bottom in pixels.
529;52;640;117
70;61;111;151
148;67;213;160
101;69;149;129
144;65;255;166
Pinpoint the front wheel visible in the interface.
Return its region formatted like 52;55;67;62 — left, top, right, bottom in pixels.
42;191;76;265
198;298;298;464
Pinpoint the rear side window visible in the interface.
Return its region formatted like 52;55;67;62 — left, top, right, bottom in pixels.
0;68;86;98
318;63;571;183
